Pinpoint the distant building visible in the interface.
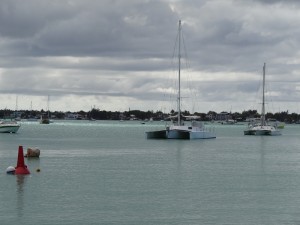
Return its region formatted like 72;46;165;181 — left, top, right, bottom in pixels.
130;114;137;120
11;111;22;119
215;112;232;121
206;113;214;121
65;113;84;120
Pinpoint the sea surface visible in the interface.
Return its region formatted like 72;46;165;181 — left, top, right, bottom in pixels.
0;120;300;225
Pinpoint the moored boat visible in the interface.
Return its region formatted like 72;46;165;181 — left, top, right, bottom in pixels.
244;63;281;136
40;114;50;124
146;20;216;140
0;120;21;133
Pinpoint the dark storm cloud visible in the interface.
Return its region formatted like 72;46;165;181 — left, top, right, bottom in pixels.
0;0;178;58
251;0;300;4
0;0;300;112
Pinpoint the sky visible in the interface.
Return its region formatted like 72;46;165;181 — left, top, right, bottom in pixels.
1;0;300;114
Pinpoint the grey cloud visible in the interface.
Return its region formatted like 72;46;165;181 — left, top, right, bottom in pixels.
250;0;300;4
0;0;300;112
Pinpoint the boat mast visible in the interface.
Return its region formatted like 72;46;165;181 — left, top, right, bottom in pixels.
15;95;18;119
261;63;266;126
177;20;181;125
47;95;50;118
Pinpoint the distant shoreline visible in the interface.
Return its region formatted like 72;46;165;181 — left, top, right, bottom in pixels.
1;108;299;124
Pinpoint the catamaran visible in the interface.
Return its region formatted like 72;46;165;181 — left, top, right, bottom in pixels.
146;20;216;139
244;63;281;136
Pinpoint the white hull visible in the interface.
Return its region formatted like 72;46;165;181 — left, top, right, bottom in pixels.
0;123;21;133
146;124;216;140
167;129;216;139
244;125;281;136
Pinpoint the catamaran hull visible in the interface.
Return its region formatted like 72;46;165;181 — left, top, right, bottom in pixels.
189;131;216;139
146;130;168;139
244;129;281;136
146;129;216;139
167;130;190;139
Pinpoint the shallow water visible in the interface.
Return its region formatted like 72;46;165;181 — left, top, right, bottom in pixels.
0;120;300;225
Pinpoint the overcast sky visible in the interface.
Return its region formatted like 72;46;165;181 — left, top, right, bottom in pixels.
1;0;300;113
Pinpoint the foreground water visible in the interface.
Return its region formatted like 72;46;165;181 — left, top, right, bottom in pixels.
0;120;300;225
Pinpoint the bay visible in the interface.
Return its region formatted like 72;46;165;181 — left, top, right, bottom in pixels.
0;120;300;225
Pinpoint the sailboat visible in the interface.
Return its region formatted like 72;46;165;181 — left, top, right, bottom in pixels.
40;96;50;124
146;20;216;139
244;63;281;136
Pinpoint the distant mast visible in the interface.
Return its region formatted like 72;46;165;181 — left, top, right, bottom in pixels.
15;95;18;112
15;95;18;119
47;95;50;118
177;20;182;126
261;63;266;126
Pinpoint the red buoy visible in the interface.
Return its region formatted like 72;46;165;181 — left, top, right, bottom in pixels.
15;146;30;175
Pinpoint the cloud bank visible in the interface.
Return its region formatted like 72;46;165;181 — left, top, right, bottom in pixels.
0;0;300;113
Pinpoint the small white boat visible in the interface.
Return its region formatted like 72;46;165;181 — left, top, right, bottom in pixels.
0;120;21;133
40;95;51;124
244;63;281;136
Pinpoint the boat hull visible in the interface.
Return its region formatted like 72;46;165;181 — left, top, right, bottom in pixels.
0;125;20;133
146;129;216;140
40;119;50;124
146;130;167;139
244;126;281;136
167;130;190;139
189;130;216;139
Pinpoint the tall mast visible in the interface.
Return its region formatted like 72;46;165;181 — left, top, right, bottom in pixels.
47;95;50;118
261;63;266;126
177;20;181;125
14;95;18;119
15;95;18;111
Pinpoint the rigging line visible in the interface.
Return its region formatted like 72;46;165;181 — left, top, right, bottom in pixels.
265;77;276;113
250;68;262;113
181;25;199;114
161;27;180;114
169;26;181;113
181;29;190;70
264;65;279;113
172;29;179;64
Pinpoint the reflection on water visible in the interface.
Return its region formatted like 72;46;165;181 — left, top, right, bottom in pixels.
16;175;26;218
1;122;300;224
26;157;41;172
175;141;183;173
258;136;266;173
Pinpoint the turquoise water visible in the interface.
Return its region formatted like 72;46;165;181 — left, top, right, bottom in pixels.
1;121;300;225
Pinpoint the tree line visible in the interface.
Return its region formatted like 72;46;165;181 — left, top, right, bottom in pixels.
1;108;299;124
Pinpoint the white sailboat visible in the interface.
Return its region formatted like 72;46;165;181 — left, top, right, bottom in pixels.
146;20;216;140
40;95;50;124
244;63;281;136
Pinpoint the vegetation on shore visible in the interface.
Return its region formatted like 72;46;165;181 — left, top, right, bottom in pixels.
1;108;299;124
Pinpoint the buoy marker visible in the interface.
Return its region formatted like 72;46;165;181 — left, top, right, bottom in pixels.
15;146;30;175
6;166;15;174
